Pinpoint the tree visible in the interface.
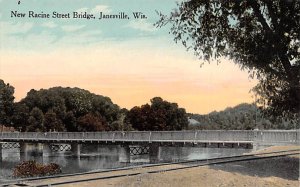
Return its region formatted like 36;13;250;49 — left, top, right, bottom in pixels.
189;103;299;130
156;0;300;119
20;87;122;131
126;97;188;131
11;103;30;132
0;79;15;126
44;110;65;132
27;107;45;132
76;113;108;131
64;111;77;131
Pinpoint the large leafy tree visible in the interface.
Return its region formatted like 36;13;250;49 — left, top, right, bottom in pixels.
77;113;108;132
19;87;121;131
27;107;45;132
11;103;30;131
0;79;15;126
157;0;300;119
126;97;188;131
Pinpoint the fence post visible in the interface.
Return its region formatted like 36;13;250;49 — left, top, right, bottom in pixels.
112;132;115;143
194;131;198;144
149;131;152;143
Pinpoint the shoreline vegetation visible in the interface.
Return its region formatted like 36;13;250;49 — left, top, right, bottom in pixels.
13;160;61;178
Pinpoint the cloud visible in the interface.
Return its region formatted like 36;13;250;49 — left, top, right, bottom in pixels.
91;5;111;14
0;21;34;34
41;21;57;28
76;7;89;13
57;30;102;45
126;20;156;32
76;5;111;15
61;25;85;32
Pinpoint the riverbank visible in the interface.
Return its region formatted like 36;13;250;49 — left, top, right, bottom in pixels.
63;145;299;187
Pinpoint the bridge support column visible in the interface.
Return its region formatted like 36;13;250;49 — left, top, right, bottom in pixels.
149;143;160;164
71;143;81;157
42;143;51;156
0;143;2;161
119;144;130;163
19;142;28;161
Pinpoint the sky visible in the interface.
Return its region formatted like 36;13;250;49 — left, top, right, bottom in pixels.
0;0;257;114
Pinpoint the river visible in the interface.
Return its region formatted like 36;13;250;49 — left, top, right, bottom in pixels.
0;144;251;182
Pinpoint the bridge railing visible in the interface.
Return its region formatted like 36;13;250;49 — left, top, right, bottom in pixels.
253;130;299;144
0;130;298;144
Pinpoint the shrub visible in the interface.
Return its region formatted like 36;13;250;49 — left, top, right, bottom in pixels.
13;160;61;177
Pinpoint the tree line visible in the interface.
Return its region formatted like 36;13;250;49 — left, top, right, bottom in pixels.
0;79;188;132
189;103;299;130
1;79;297;132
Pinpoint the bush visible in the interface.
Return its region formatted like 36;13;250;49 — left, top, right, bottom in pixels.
13;160;61;177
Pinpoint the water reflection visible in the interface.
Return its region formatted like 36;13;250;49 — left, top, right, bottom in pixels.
0;144;251;182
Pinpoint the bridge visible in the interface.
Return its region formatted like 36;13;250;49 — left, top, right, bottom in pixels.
0;130;299;162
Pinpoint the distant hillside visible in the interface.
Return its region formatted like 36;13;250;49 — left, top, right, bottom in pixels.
189;103;299;130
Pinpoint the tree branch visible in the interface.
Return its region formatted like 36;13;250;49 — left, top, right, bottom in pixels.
250;1;294;83
249;1;273;33
262;0;280;32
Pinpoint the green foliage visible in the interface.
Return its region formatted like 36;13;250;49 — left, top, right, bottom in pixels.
156;0;300;119
11;103;30;132
189;103;299;130
44;110;65;132
16;87;121;132
126;97;188;131
0;79;15;126
27;107;45;132
77;113;108;131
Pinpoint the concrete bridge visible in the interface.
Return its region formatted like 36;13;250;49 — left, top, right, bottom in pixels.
0;130;299;162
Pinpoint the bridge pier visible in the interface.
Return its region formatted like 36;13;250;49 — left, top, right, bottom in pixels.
71;143;81;157
19;143;44;161
0;143;2;161
19;142;28;161
42;143;51;156
149;143;160;163
119;144;130;163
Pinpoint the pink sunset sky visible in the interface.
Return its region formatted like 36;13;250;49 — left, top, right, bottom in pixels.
0;39;257;114
0;0;257;114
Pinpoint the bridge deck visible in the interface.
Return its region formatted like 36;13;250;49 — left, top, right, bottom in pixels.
0;130;298;146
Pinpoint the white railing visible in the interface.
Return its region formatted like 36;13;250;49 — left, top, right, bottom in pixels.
0;130;299;145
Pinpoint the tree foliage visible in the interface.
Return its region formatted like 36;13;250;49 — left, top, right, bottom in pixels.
77;113;108;132
27;107;45;132
14;87;121;132
0;79;15;126
189;103;299;130
126;97;188;131
156;0;300;119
